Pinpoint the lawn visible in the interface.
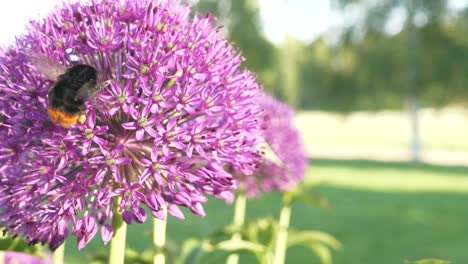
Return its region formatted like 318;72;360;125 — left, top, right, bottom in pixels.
63;159;468;264
296;108;468;153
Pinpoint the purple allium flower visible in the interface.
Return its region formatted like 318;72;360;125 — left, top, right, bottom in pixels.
0;0;262;250
236;92;307;198
2;251;51;264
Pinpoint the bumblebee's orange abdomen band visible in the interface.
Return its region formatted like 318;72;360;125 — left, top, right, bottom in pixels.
48;107;80;128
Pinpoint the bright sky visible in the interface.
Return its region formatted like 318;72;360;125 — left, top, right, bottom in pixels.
258;0;341;44
258;0;468;44
0;0;61;47
1;0;468;47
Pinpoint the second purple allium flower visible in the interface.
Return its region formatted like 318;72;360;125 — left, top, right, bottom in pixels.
236;92;307;198
0;0;262;250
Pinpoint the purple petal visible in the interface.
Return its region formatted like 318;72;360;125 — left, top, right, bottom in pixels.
167;204;185;219
151;209;166;220
122;122;137;130
146;127;159;138
101;224;114;245
122;211;133;224
75;216;98;250
88;156;106;164
87;109;96;128
171;141;185;150
190;203;206;217
139;168;151;184
111;166;122;181
136;129;145;141
82;141;91;156
151;147;159;162
133;207;147;223
115;157;132;165
95;168;108;182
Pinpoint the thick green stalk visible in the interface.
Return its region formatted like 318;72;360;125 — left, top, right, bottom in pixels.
273;203;291;264
52;242;65;264
226;193;247;264
109;199;127;264
153;205;168;264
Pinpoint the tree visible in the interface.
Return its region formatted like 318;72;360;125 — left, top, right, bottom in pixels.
331;0;450;163
193;0;276;92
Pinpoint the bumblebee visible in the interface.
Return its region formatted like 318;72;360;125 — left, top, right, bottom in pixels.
25;50;98;128
47;64;98;128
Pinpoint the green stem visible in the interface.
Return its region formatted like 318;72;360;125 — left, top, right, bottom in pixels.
109;198;127;264
6;238;19;251
153;205;168;264
52;242;65;264
273;203;291;264
226;193;247;264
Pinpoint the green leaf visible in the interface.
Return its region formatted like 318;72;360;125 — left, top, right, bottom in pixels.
405;259;451;264
283;186;331;209
287;230;340;264
241;217;279;249
198;250;232;264
215;240;266;254
294;192;331;210
287;230;341;250
175;238;202;264
245;221;260;244
201;225;239;245
305;242;333;264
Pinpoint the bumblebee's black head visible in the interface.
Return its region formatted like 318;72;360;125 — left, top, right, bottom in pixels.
59;64;97;90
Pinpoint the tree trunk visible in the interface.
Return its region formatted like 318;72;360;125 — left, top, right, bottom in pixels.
408;94;421;163
407;0;421;164
278;36;300;108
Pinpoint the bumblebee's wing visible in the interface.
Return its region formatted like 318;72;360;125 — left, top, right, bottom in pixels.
75;79;97;102
262;142;283;167
23;50;67;81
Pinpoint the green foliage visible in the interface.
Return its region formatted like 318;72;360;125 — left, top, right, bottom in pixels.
301;22;468;110
89;248;153;264
193;0;468;111
405;259;451;264
0;233;45;257
193;0;275;79
175;220;269;264
174;184;338;264
283;185;331;210
62;158;468;263
287;231;341;264
176;217;339;264
89;240;178;264
274;37;302;107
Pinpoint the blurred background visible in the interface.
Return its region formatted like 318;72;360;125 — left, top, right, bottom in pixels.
1;0;468;263
191;0;468;166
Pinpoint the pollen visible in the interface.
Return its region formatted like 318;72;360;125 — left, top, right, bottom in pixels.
78;114;87;124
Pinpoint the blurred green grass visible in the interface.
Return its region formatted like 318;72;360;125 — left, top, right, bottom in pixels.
296;109;468;152
64;159;468;264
